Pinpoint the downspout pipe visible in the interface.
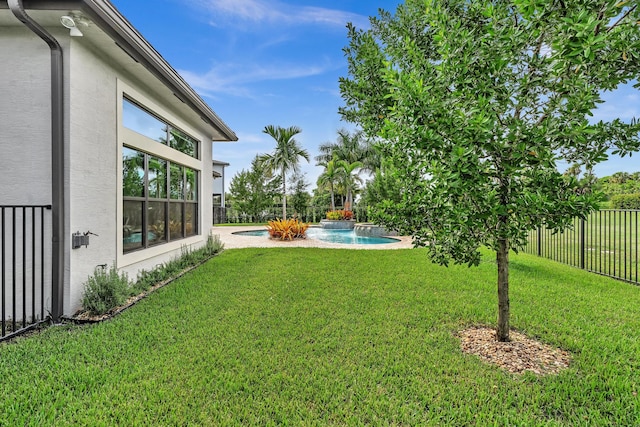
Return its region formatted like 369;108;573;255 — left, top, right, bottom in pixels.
8;0;65;322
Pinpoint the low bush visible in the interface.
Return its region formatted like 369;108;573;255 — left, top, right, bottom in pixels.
326;210;341;220
325;210;354;220
610;193;640;209
134;234;225;293
84;235;225;314
81;265;131;315
267;219;309;240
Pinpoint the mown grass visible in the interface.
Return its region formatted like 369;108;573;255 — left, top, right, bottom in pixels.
1;248;639;425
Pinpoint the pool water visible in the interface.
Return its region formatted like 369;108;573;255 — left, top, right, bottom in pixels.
233;228;400;245
123;231;156;244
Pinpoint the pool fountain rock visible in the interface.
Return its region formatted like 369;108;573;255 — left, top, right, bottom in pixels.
354;223;397;237
319;219;355;229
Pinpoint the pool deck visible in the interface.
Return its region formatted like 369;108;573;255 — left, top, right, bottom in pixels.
211;225;414;250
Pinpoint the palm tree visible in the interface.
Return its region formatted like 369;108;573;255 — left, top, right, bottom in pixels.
258;125;310;219
315;129;379;173
338;160;363;211
316;158;341;211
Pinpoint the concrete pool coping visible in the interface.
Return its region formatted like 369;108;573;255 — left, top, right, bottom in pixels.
211;225;414;250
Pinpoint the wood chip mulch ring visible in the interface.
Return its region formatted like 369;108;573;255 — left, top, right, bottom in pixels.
458;326;572;375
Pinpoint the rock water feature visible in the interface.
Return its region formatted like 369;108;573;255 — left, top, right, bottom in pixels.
353;223;398;237
319;219;355;230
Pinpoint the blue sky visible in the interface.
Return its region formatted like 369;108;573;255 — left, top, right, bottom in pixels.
111;0;639;192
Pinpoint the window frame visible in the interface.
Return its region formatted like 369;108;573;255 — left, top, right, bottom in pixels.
123;97;200;160
117;80;204;267
122;147;199;253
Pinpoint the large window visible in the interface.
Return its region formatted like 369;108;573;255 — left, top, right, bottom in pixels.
123;98;199;159
123;146;198;253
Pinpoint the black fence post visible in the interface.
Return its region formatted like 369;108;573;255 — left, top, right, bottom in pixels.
537;227;542;257
580;217;585;270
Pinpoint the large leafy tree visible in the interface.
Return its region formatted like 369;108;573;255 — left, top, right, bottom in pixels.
597;171;640;198
288;171;312;217
229;155;281;221
259;125;310;219
340;0;640;341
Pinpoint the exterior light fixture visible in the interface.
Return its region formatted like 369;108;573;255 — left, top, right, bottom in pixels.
60;15;83;37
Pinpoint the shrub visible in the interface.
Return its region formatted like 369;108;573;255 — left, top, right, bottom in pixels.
81;265;131;315
133;234;225;294
610;193;640;209
267;219;309;240
325;210;354;220
326;210;341;220
86;235;225;313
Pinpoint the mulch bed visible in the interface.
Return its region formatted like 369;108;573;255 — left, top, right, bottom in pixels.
458;326;572;375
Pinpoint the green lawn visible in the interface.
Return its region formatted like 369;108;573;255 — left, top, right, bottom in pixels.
1;248;639;425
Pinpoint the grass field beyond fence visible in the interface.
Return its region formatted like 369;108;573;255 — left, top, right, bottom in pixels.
1;248;639;425
525;209;639;284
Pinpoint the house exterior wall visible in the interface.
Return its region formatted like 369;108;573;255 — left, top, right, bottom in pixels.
65;37;214;314
1;26;216;316
67;36;118;313
0;27;53;205
0;27;58;321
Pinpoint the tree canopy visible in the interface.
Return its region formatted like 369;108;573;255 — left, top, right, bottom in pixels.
228;155;281;221
340;0;640;341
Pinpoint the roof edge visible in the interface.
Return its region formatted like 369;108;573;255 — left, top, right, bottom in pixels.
1;0;238;141
85;1;237;141
81;0;237;141
1;0;238;140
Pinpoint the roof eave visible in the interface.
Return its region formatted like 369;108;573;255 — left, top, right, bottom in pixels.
9;0;238;141
81;0;237;141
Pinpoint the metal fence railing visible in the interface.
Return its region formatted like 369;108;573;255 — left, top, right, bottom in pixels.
0;205;52;341
214;206;370;225
523;209;639;285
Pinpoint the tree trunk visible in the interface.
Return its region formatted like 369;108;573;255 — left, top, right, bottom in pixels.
496;237;510;342
282;169;287;219
330;184;335;211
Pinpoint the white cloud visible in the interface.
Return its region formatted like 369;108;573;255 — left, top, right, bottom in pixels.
179;61;332;98
194;0;368;29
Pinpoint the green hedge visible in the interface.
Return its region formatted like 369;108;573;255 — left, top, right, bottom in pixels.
610;193;640;209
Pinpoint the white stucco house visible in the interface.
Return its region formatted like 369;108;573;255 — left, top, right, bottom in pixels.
0;0;237;328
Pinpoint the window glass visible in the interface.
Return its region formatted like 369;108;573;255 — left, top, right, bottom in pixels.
123;98;200;159
122;147;145;197
148;157;167;199
169;202;184;240
147;201;167;245
185;168;197;201
123;201;144;251
169;128;198;158
185;203;197;237
122;96;200;253
170;163;184;200
122;98;167;144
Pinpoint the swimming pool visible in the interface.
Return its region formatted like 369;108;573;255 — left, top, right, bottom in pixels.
232;228;400;245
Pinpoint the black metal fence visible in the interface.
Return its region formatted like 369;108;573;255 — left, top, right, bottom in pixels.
0;205;52;341
523;209;639;285
214;206;370;224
